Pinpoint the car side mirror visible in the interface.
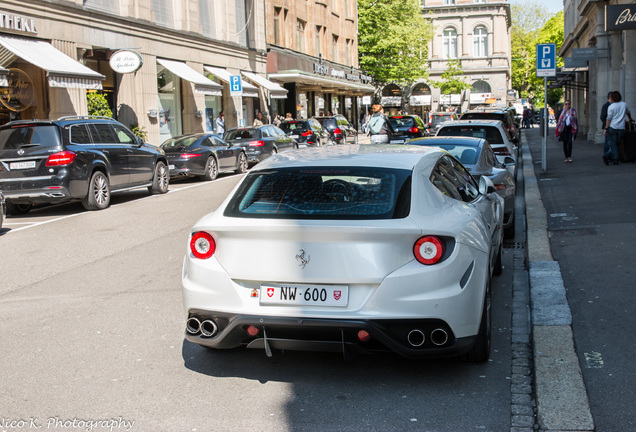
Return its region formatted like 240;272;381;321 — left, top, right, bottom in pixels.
479;176;496;195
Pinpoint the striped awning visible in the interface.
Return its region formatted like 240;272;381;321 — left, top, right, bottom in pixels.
241;71;288;99
157;58;222;96
0;35;105;90
204;66;259;98
0;66;8;87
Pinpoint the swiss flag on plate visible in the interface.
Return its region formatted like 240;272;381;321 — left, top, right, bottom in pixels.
267;288;275;297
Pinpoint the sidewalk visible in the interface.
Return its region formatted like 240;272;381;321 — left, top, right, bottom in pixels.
523;126;636;431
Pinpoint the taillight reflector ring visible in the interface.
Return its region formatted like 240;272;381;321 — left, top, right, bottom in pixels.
414;236;443;265
190;232;216;259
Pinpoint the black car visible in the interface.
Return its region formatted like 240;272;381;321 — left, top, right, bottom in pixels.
279;119;330;147
428;112;458;135
224;125;297;165
161;133;248;181
387;114;428;143
0;116;169;214
460;108;520;144
314;115;358;145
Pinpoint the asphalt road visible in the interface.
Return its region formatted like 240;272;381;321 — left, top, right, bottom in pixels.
1;170;517;432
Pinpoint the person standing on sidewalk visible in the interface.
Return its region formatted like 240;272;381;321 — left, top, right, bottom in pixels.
555;100;578;163
367;104;394;144
603;91;633;165
215;112;225;136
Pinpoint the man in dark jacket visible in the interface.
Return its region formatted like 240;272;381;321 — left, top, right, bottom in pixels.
600;91;612;131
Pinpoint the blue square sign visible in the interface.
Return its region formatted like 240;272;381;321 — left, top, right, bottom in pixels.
230;75;242;94
536;44;556;77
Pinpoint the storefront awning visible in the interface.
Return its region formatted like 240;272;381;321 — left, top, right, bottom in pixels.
203;66;259;98
157;59;222;96
241;71;288;99
0;35;105;89
0;66;8;87
268;70;375;94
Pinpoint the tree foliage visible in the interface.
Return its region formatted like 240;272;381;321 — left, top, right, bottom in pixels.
439;60;472;95
511;2;564;105
358;0;433;85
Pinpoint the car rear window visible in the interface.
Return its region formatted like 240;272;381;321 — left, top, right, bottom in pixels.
226;129;257;140
437;126;504;144
429;145;479;165
279;121;307;133
389;117;416;128
316;118;336;129
430;115;454;127
224;167;412;220
0;125;61;150
161;135;200;149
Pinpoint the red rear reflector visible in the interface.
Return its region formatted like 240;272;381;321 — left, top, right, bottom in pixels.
45;151;76;166
414;236;444;265
301;130;314;136
247;326;260;336
180;153;201;159
249;140;265;146
190;232;216;259
357;330;371;342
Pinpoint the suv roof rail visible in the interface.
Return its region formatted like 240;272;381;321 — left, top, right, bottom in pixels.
57;115;115;121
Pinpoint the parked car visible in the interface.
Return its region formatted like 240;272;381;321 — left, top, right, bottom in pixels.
436;120;518;178
224;125;297;166
427;112;458;135
0;116;169;214
182;144;504;362
0;188;5;231
408;136;516;238
161;133;247;181
314;115;358;145
460;108;520;144
279;119;330;147
387;114;428;143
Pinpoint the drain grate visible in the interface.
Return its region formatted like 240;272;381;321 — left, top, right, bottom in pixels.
503;241;526;249
549;227;598;237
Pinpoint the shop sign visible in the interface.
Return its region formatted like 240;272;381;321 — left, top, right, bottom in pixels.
109;49;143;74
381;96;402;106
314;63;329;75
606;5;636;31
0;12;37;34
469;93;494;104
410;95;432;106
331;69;345;79
360;74;373;84
0;68;35;112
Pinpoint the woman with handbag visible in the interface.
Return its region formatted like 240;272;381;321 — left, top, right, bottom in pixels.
555;101;578;163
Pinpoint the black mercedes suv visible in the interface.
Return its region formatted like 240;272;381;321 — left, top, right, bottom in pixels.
0;116;169;214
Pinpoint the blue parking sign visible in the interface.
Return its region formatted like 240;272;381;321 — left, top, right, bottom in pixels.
230;75;242;94
536;44;556;77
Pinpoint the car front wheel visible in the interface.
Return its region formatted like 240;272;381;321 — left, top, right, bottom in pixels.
82;170;110;210
6;202;32;215
149;161;169;194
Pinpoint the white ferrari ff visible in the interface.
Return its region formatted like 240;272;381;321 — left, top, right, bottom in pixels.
182;145;504;362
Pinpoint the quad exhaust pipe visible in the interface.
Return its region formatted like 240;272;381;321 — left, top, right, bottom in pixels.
407;328;449;347
186;317;218;337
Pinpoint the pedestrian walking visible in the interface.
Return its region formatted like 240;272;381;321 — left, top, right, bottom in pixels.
555;100;578;163
522;107;531;129
603;91;633;165
253;111;264;127
367;104;394;144
216;112;225;136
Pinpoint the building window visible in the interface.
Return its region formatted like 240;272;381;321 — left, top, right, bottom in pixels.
474;0;486;3
473;26;488;57
274;7;281;45
346;39;351;65
332;34;339;63
472;80;491;93
443;0;456;5
443;28;458;59
316;25;322;57
297;19;306;52
152;0;174;28
199;0;216;37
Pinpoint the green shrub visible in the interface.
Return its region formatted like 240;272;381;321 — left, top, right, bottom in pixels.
86;92;113;118
129;124;148;142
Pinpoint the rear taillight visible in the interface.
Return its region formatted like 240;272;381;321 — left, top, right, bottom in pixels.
249;140;265;146
190;232;216;259
181;153;201;159
408;126;420;134
45;151;76;166
301;130;314;136
492;147;512;156
414;236;443;265
334;128;342;136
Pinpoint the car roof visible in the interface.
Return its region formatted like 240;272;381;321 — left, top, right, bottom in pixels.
439;119;505;128
250;144;444;171
409;136;486;147
1;116;122;129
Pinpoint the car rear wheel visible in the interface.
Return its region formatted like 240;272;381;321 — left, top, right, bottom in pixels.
6;202;32;215
459;278;491;363
504;213;516;239
82;170;110;210
149;161;169;194
202;156;218;181
235;152;248;174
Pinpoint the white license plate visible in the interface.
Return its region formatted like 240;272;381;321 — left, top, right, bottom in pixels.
390;140;405;144
10;161;36;170
260;284;348;307
169;164;175;170
290;134;299;138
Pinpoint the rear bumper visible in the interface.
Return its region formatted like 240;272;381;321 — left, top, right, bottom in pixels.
184;311;476;359
0;180;73;204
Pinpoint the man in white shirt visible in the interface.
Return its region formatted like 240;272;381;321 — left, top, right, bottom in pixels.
604;91;633;165
216;112;225;136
